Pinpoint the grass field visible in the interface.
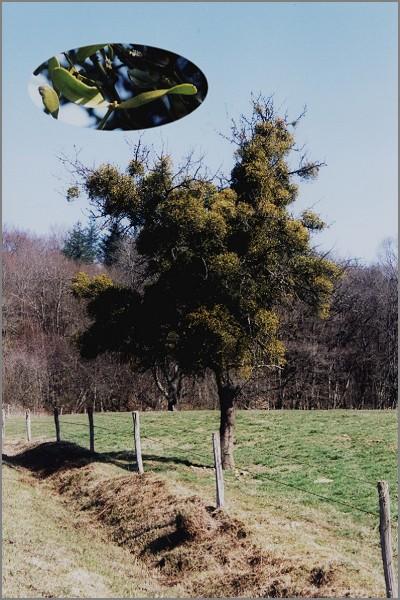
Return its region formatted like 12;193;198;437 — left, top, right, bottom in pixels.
3;409;398;597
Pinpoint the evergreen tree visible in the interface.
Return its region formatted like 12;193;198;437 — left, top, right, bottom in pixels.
100;222;124;266
62;220;99;263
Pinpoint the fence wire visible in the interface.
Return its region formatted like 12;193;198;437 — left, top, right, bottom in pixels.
8;411;397;524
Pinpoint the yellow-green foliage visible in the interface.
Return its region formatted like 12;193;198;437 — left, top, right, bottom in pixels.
187;305;240;346
185;305;243;368
254;309;279;336
284;219;310;250
126;159;145;178
209;189;238;220
71;272;114;299
72;97;341;386
290;256;343;318
210;252;240;276
313;276;336;318
166;195;228;241
85;164;139;217
236;201;255;221
265;338;286;365
253;310;286;366
301;210;326;231
232;115;299;209
66;186;80;202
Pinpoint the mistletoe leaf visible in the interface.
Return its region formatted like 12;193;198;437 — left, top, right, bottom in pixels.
117;89;168;110
38;85;59;119
51;67;108;108
167;83;198;96
47;56;61;95
47;56;60;76
75;44;108;63
116;83;198;110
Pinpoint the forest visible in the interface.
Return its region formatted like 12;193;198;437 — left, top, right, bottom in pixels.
3;224;397;414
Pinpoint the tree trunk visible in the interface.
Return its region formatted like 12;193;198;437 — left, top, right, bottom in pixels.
167;398;177;411
153;365;182;412
167;381;179;411
216;375;238;470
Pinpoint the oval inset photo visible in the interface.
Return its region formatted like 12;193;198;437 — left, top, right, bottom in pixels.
30;43;208;130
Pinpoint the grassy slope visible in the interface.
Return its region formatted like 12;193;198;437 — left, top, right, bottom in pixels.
4;409;398;597
2;459;184;598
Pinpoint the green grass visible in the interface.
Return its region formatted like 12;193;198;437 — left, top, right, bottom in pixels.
4;409;398;597
6;409;397;521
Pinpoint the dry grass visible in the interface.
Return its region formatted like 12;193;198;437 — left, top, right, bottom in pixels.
2;443;183;598
3;441;377;597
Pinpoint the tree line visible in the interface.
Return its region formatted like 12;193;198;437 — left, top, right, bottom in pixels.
3;225;396;415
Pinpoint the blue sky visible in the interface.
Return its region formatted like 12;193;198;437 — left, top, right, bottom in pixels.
3;2;397;262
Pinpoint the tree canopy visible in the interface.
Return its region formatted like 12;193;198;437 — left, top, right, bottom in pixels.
68;96;341;467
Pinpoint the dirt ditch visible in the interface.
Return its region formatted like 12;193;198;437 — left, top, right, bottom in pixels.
3;441;356;598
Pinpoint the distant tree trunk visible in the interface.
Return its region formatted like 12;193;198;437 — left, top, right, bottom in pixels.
216;373;239;470
153;364;182;411
167;385;178;411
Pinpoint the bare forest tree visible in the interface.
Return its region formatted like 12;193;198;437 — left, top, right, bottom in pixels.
2;228;165;412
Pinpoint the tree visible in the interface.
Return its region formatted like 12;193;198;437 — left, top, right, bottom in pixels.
99;222;125;266
66;97;341;467
62;220;99;263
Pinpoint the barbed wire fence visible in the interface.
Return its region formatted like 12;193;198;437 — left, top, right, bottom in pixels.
1;406;398;598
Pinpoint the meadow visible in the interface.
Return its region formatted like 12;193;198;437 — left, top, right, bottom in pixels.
4;409;398;597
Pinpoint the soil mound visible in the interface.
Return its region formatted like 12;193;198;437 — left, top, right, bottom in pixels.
51;465;343;596
5;442;348;597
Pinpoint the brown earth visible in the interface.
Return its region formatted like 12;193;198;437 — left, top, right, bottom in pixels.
3;441;361;597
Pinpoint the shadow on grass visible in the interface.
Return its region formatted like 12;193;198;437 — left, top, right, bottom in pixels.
103;449;211;471
2;441;211;478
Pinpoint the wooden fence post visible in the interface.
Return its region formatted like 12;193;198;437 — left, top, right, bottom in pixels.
132;411;144;474
2;408;5;441
87;406;95;453
6;404;10;417
212;432;224;508
25;409;32;442
377;481;396;598
54;407;61;442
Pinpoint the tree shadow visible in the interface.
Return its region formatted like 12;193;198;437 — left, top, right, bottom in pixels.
2;441;93;477
2;441;212;478
99;449;211;472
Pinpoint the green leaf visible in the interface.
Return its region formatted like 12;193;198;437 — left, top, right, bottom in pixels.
116;83;198;111
51;67;108;108
167;83;198;96
47;57;61;95
47;56;60;76
75;44;108;63
38;85;59;119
